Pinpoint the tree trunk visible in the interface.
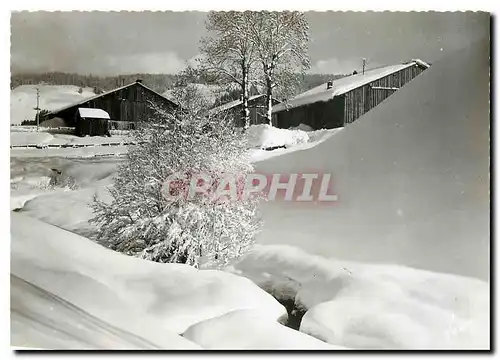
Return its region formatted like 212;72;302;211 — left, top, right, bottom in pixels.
265;74;273;126
241;67;251;129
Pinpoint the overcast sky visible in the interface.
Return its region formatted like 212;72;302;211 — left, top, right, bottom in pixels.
11;11;489;75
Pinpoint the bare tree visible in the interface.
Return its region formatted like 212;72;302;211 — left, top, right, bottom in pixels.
199;11;257;129
247;11;311;125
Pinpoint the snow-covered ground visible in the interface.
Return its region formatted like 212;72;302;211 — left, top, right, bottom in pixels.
11;213;291;348
11;274;201;350
10;131;129;147
10;38;489;350
10;85;95;125
10;146;128;159
10;123;337;161
232;245;489;350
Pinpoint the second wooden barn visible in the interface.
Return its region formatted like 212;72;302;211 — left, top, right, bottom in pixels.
272;59;430;130
208;94;281;127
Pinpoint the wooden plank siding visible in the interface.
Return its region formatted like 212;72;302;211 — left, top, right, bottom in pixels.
220;96;280;127
274;96;345;129
344;64;424;124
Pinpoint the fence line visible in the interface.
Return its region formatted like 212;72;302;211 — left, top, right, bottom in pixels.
10;141;142;149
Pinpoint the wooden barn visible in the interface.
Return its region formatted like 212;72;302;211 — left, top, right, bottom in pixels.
272;59;430;130
208;94;281;127
41;80;178;134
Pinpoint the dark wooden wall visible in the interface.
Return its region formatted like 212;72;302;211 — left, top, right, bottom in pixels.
274;96;345;130
75;116;109;137
344;64;424;124
46;83;177;127
225;97;280;127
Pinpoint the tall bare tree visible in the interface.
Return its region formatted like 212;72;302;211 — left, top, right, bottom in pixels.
199;11;257;129
247;11;311;125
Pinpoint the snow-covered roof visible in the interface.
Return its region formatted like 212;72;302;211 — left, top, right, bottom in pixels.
208;94;267;116
411;58;431;69
273;60;429;113
78;108;110;119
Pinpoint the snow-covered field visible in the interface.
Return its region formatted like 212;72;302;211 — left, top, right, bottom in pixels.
10;39;489;350
10;85;95;125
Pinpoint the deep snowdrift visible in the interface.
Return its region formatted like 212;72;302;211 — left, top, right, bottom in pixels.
255;38;490;281
11;213;287;348
233;245;489;349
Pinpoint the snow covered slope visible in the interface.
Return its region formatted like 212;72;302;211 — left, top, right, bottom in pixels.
11;213;286;348
11;275;200;350
10;85;95;125
255;38;490;281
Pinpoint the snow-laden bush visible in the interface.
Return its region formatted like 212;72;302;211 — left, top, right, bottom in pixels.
90;107;261;269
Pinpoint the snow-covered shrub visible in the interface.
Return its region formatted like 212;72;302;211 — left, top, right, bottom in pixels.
48;169;78;190
90;106;261;269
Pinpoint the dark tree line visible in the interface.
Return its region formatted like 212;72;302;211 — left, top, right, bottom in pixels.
11;72;179;94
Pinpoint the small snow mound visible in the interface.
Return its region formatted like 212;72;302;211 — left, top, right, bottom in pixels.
183;309;346;350
289;123;314;132
245;124;309;149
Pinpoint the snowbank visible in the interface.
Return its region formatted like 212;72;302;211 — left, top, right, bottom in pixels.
19;184;110;237
11;213;287;346
183;309;347;350
10;85;95;125
245;124;309;149
289;123;315;132
11;275;200;350
232;245;489;350
254;38;490;280
248;127;343;163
